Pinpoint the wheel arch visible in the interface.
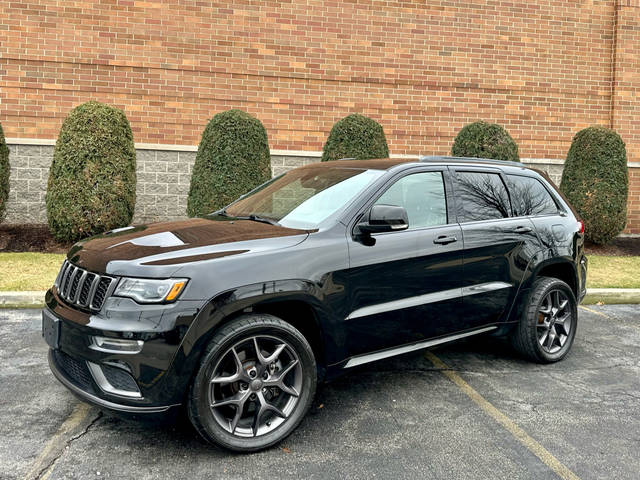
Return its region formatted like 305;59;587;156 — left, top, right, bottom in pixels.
505;256;578;326
532;258;579;298
177;280;337;386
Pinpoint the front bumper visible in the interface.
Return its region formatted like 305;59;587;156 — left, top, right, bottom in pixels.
48;349;176;413
44;287;205;413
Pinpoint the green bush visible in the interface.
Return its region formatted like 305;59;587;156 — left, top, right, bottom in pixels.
451;121;520;162
187;109;272;217
321;114;389;162
560;126;628;245
0;123;9;223
46;102;137;242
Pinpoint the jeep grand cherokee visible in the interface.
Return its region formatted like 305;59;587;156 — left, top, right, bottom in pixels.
43;156;587;452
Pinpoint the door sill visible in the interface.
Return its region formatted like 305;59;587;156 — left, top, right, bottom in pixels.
342;325;498;369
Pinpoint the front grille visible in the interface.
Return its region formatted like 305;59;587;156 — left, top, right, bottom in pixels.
53;350;92;390
56;260;115;311
101;364;140;393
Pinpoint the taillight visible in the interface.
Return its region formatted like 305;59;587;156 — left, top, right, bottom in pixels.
578;220;585;234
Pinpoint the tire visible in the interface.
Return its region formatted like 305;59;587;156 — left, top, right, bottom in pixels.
188;314;317;452
510;276;578;363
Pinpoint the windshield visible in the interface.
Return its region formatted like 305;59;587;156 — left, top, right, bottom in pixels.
225;167;385;229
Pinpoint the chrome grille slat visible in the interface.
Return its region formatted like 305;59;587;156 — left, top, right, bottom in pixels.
54;262;115;312
63;266;78;299
90;277;113;311
70;270;87;303
54;260;68;288
59;261;71;294
86;275;101;306
78;273;97;306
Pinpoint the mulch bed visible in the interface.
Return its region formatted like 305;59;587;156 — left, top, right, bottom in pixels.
0;223;639;256
0;224;72;253
585;237;640;257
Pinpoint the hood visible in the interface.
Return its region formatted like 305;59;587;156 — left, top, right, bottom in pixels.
67;216;310;273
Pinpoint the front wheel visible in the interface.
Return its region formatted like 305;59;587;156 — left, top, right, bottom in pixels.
511;276;578;363
188;314;317;452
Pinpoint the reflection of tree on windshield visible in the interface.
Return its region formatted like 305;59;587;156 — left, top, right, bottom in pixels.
457;172;510;221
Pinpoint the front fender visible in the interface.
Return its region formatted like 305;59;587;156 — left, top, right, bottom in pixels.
164;278;346;404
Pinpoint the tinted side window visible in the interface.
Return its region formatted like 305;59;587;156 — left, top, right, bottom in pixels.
506;175;559;216
455;171;511;222
375;172;447;229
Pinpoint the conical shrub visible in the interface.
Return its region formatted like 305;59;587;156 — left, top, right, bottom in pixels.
321;114;389;162
451;121;520;162
46;101;137;242
560;126;628;244
187;109;272;217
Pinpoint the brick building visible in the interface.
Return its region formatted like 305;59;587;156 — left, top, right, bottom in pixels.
0;1;638;232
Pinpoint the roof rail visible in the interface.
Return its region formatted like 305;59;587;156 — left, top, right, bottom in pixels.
419;155;524;168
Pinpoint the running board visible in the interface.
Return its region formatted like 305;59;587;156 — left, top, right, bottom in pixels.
343;325;498;369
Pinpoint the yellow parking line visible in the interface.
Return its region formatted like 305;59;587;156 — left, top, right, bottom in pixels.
425;351;581;480
579;305;610;319
23;403;91;480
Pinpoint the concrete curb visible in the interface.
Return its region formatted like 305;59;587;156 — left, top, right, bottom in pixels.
2;288;640;309
582;288;640;305
0;291;47;309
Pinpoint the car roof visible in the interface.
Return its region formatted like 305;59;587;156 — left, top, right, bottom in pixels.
295;158;415;170
295;156;532;174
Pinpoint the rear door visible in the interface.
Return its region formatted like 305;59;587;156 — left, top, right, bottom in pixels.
346;168;464;357
452;168;541;329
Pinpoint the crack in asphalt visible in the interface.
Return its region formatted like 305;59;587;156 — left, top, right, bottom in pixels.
35;411;103;480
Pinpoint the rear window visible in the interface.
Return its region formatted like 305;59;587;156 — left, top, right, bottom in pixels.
455;171;511;222
506;175;559;217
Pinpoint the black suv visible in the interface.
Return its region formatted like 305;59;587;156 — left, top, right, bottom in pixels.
43;156;587;452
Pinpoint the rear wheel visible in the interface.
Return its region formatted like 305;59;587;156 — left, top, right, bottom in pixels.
188;314;316;452
511;276;577;363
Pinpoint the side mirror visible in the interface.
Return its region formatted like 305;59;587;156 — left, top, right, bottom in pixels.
358;204;409;235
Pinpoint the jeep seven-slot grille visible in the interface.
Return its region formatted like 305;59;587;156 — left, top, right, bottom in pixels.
55;260;115;311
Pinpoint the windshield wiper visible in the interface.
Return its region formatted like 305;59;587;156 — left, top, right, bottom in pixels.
246;214;280;226
212;209;279;226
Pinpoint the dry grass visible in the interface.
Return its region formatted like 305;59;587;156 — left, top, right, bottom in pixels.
0;253;638;291
585;255;640;289
0;253;65;291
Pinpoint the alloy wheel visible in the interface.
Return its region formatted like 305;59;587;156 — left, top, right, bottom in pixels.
536;289;573;354
208;335;303;438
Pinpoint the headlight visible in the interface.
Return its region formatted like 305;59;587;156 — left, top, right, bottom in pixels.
113;277;188;304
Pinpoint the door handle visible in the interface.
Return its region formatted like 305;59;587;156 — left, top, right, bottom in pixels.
433;235;457;245
513;225;533;234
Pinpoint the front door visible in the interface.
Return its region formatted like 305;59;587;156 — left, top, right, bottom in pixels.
346;169;463;357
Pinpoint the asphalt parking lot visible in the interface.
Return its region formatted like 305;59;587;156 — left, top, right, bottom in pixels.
1;305;639;480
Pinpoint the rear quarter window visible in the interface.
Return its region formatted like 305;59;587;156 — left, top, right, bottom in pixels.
506;175;559;217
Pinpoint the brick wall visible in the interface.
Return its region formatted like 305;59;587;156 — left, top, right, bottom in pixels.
0;0;619;156
0;0;639;232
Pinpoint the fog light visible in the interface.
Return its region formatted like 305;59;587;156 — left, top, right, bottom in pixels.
87;361;141;398
90;336;143;354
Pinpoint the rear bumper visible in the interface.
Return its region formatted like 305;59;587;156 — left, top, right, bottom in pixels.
578;255;588;303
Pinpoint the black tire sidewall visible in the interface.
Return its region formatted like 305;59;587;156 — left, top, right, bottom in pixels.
189;315;316;452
